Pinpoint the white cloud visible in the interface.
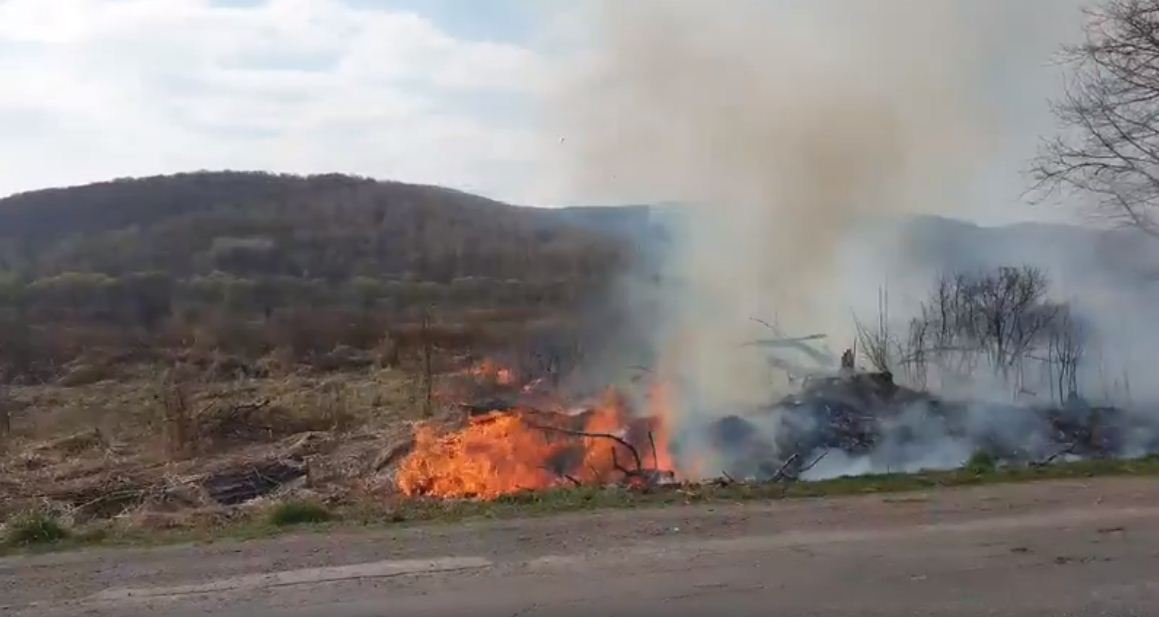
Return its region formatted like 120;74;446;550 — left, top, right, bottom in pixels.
0;0;550;203
0;0;1087;218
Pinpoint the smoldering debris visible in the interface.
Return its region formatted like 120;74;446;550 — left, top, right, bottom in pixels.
702;369;1159;482
539;3;1108;496
397;348;1159;501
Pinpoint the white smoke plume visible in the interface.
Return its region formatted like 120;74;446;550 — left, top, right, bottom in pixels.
545;1;1063;471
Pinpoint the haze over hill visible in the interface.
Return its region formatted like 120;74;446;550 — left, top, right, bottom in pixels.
1;172;1155;387
4;171;1155;301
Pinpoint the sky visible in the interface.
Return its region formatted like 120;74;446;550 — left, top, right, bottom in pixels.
0;0;1091;224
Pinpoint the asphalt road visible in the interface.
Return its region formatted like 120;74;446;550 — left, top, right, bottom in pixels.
4;477;1159;616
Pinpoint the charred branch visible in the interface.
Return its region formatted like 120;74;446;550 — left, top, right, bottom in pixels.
528;421;644;472
610;446;631;476
795;449;831;478
1029;0;1159;233
1032;441;1080;467
769;453;801;482
649;431;659;469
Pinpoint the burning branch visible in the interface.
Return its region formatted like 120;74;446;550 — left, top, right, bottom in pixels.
526;421;644;472
610;446;631;476
648;431;659;469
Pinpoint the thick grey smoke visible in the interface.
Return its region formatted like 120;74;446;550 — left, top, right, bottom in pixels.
540;0;1159;479
547;1;1035;471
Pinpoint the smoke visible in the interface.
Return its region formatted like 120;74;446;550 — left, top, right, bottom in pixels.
547;1;1028;471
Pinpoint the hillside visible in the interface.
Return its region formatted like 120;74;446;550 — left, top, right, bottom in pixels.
5;171;1157;385
0;172;662;381
0;172;634;284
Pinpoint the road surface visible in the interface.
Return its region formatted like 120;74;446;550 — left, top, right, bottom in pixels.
3;477;1159;616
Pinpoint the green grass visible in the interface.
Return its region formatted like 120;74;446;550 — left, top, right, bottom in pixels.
378;454;1159;524
2;512;70;548
965;450;997;474
4;455;1158;555
266;500;333;527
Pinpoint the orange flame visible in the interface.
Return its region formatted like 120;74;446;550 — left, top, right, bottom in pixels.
396;389;673;500
647;381;676;472
468;358;516;386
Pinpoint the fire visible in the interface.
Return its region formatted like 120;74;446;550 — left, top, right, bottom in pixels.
468;358;516;386
395;389;673;499
647;381;676;472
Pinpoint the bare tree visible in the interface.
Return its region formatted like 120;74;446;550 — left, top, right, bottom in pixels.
853;286;893;373
972;267;1059;380
1030;0;1159;234
901;266;1068;396
907;271;983;385
902;315;930;389
1048;307;1086;403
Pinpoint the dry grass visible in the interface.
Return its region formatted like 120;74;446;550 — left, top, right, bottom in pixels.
0;362;424;533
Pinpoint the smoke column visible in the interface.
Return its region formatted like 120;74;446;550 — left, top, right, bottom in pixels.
545;1;1089;474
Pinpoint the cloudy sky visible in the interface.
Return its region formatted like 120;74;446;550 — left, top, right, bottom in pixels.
0;0;567;202
0;0;1090;223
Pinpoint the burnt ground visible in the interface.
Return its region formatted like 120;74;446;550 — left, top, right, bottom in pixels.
4;476;1159;616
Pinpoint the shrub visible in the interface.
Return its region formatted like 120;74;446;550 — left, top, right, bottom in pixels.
3;512;69;547
266;500;332;527
965;450;997;474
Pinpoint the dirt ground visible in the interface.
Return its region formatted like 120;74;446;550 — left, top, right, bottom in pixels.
4;476;1158;616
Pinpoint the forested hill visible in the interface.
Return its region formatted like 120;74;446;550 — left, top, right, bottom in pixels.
1;171;1154;384
0;171;643;284
0;172;672;379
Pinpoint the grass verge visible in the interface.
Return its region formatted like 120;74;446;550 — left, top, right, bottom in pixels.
266;500;333;527
2;512;70;548
3;455;1157;555
382;454;1159;523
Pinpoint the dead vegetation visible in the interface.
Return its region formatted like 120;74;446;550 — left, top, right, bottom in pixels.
0;352;427;534
0;261;1155;544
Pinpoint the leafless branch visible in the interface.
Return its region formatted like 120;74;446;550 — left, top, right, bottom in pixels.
528;421;643;471
1029;0;1159;234
1032;441;1080;467
796;449;831;477
769;453;801;482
